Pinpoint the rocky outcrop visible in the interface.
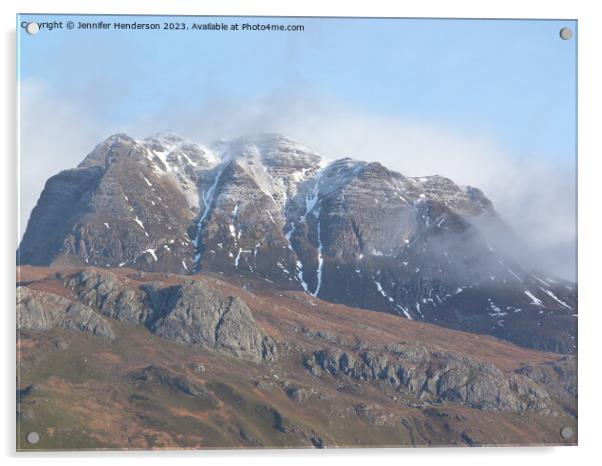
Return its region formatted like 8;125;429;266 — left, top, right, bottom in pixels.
304;343;551;414
17;286;115;340
281;381;325;403
144;281;273;363
65;268;149;324
16;265;578;448
19;134;197;273
65;268;276;362
515;356;577;414
130;365;219;404
354;403;398;427
18;132;577;354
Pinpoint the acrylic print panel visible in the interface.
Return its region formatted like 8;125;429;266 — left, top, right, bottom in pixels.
16;14;577;450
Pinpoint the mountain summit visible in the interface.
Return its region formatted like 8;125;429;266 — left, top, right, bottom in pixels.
18;132;577;353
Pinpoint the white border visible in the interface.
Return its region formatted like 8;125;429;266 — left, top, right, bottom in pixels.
2;1;601;465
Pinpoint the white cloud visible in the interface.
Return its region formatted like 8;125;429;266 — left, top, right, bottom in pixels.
18;79;112;238
18;82;576;279
164;94;576;278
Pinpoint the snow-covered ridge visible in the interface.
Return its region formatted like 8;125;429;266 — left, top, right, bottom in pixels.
89;131;502;298
132;132;326;210
95;132;493;225
135;132;220;208
93;132;499;285
19;129;577;356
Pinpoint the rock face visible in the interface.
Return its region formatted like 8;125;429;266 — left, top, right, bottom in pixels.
65;268;275;362
144;281;273;362
515;356;577;412
18;134;201;273
304;343;551;414
17;286;115;340
18;132;577;353
16;266;578;449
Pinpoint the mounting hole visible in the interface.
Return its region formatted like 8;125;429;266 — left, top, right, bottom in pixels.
560;426;574;439
25;22;40;35
26;431;40;444
559;27;573;40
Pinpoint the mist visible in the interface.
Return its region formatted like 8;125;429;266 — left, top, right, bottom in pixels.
18;80;576;281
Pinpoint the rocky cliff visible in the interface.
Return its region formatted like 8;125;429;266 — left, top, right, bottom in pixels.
18;133;577;353
16;266;577;449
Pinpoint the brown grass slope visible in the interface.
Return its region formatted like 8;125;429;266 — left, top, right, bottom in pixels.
16;266;577;450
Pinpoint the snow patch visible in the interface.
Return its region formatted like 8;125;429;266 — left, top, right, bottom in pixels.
266;210;276;224
295;260;310;294
395;305;413;319
193;166;225;269
144;248;158;261
533;276;551;287
487;299;507;317
524;290;543;307
133;216;149;236
314;211;324;297
541;288;572;310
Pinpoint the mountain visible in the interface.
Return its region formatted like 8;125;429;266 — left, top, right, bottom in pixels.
16;266;577;449
17;132;577;353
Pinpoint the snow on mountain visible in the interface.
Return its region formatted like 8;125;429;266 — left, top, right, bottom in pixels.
17;131;577;354
138;132;219;208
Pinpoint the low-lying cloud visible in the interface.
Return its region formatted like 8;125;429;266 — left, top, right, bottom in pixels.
18;80;576;280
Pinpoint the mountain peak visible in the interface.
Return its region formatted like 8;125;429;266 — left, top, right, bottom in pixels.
224;133;321;162
78;133;138;168
18;131;576;354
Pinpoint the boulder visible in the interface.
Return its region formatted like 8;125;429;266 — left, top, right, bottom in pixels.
17;286;114;340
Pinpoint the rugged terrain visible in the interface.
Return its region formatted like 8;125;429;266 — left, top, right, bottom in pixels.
17;266;577;450
17;133;577;353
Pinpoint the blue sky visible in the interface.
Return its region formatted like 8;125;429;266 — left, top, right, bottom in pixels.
17;15;577;278
18;15;576;163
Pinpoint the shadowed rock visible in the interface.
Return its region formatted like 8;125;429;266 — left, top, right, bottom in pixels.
66;268;276;362
145;281;269;362
17;286;115;340
305;343;552;414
